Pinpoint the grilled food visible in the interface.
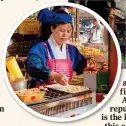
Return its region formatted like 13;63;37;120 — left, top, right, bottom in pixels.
15;88;45;102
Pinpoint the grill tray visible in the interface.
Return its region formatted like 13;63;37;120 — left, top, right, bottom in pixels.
28;88;92;116
26;88;92;106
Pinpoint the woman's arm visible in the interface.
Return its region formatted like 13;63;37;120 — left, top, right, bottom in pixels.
26;43;51;80
26;54;51;80
26;54;69;85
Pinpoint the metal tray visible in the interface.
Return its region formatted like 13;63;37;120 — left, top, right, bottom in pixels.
26;87;92;106
45;84;90;93
26;88;71;106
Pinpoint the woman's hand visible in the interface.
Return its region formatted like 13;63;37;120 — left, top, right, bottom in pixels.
72;71;77;78
49;71;69;85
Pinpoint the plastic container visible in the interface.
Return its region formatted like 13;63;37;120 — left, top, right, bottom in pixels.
6;56;23;81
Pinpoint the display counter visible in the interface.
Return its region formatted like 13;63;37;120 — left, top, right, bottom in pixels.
14;85;96;117
52;92;96;118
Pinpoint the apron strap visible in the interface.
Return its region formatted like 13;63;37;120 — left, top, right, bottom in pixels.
42;42;70;60
41;42;51;59
66;44;70;60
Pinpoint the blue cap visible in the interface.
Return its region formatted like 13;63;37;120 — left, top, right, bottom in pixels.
38;8;72;23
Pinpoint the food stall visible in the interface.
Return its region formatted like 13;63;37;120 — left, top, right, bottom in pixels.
6;55;96;117
6;7;112;117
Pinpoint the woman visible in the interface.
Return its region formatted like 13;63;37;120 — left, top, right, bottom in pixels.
32;6;76;47
26;8;87;87
52;6;76;14
88;18;103;43
31;7;71;47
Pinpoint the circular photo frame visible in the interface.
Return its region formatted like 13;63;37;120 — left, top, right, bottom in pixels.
2;2;121;122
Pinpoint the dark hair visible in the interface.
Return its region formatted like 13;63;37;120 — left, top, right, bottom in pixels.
52;6;73;13
40;23;52;42
52;6;65;13
51;21;73;30
53;9;68;14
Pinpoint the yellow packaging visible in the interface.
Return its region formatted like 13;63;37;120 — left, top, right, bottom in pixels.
6;56;23;81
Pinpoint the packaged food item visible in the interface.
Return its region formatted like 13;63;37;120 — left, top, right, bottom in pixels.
17;19;41;35
79;46;103;56
6;56;23;81
15;88;45;102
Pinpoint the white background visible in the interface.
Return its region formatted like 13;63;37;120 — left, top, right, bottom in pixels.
0;0;126;125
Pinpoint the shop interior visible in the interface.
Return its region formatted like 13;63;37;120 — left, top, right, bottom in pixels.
6;6;118;117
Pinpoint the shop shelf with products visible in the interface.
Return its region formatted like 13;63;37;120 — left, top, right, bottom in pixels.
7;13;41;75
69;7;109;100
